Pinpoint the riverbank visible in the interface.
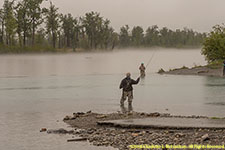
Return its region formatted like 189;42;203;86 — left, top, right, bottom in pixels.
160;63;224;77
0;45;87;54
0;46;202;54
60;111;225;150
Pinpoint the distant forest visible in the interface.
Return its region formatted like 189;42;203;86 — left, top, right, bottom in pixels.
0;0;207;53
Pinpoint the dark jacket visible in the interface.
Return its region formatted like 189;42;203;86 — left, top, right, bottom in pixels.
119;77;140;92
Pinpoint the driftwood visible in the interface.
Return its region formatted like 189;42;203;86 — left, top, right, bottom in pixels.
67;137;87;142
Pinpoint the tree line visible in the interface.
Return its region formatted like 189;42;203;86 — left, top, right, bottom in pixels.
0;0;206;53
119;25;206;48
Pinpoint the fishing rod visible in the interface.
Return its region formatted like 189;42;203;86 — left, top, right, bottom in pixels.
137;49;157;78
146;49;157;68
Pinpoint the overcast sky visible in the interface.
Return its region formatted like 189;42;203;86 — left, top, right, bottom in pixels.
1;0;225;33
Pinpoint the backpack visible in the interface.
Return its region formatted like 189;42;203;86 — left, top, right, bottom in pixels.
123;78;132;91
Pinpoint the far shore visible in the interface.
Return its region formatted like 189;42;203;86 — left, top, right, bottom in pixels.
159;64;224;77
0;46;202;54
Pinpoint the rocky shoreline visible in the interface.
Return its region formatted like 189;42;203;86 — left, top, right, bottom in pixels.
46;111;225;150
160;64;224;77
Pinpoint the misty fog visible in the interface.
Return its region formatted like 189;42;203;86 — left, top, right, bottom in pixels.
1;0;225;32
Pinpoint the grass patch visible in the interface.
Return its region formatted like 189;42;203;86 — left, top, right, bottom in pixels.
210;117;225;120
0;45;56;54
169;66;189;72
181;65;189;69
193;63;203;68
206;60;223;69
158;68;165;74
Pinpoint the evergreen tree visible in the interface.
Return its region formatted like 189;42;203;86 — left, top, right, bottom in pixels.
3;0;17;46
0;8;4;44
27;0;44;46
15;0;30;47
119;25;130;47
44;2;59;48
131;26;144;47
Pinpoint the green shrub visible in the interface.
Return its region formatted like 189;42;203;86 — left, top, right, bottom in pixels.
202;25;225;62
206;60;223;69
158;68;165;74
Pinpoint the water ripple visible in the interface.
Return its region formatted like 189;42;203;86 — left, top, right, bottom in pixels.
0;85;81;91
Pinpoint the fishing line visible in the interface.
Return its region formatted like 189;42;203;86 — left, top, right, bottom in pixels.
138;49;157;78
146;49;157;68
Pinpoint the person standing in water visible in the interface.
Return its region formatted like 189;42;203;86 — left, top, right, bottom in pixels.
223;60;225;76
119;73;140;109
139;63;146;78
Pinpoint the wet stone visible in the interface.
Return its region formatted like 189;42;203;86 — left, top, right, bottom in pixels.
47;128;74;134
202;134;210;141
63;112;225;150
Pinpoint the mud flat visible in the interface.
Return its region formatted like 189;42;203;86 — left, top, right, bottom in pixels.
60;111;225;150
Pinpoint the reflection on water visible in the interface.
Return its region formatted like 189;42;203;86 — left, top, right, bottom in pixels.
206;102;225;105
0;112;114;150
203;77;225;115
0;85;81;91
1;49;225;150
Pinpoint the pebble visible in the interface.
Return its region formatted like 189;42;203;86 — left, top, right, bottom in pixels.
202;134;210;141
63;116;71;121
40;128;47;132
61;111;222;150
86;110;92;113
96;115;107;119
175;133;185;138
47;128;74;134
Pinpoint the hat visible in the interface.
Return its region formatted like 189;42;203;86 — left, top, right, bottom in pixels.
126;72;131;77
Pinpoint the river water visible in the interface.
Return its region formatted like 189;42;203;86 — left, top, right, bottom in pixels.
0;48;225;150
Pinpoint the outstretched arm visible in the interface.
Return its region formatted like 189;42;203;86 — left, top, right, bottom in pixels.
132;77;140;85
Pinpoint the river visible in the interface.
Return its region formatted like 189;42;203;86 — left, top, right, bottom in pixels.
1;48;225;150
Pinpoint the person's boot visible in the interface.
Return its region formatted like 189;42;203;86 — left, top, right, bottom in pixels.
120;104;126;113
128;102;133;114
